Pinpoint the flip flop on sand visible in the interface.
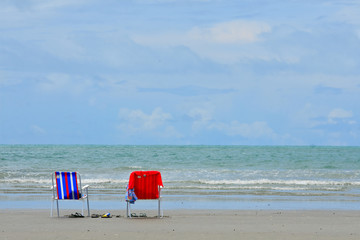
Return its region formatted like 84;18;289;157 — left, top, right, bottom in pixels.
101;213;112;218
130;213;147;218
69;212;84;218
91;214;101;218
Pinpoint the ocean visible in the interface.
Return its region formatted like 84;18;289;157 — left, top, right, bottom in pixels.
1;145;360;210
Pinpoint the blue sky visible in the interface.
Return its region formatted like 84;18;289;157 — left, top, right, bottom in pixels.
1;0;359;145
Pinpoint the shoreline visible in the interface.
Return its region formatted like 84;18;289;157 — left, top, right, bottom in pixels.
1;209;359;240
2;195;360;211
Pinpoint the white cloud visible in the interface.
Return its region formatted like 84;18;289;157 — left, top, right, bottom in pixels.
295;105;356;128
333;5;360;25
39;73;70;91
117;108;181;138
293;103;323;128
188;20;271;44
210;121;277;139
0;71;22;86
42;35;86;61
6;0;87;11
188;108;213;131
186;107;278;140
134;19;271;45
0;0;87;28
132;19;271;64
328;108;353;119
37;73;93;94
32;0;86;10
328;108;353;124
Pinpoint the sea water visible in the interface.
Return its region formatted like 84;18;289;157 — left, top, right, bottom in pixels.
1;145;360;210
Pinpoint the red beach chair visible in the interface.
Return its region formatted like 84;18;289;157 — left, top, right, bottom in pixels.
126;171;164;218
51;171;90;217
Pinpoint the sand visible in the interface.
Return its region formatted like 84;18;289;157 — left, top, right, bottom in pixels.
1;209;359;240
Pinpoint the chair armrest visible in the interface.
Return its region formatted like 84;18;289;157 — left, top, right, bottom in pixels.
81;185;90;198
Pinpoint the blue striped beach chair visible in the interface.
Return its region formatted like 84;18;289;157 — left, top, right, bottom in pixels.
51;171;90;217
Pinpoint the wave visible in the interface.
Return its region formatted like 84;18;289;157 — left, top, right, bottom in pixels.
2;175;360;195
2;177;360;186
0;177;129;186
197;179;360;186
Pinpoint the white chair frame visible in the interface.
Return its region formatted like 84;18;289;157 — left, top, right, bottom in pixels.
51;172;90;217
126;186;163;218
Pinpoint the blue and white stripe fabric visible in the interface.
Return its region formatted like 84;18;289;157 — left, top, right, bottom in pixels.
55;172;80;200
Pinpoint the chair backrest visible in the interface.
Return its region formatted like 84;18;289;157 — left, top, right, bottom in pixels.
53;172;81;200
128;171;163;199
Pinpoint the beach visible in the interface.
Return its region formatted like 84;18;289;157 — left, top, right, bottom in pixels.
1;209;359;240
1;145;360;239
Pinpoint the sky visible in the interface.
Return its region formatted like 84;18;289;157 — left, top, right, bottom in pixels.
0;0;360;145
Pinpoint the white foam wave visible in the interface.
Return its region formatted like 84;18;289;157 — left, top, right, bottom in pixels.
167;185;344;192
199;179;360;186
82;179;129;184
0;178;51;184
1;178;129;185
3;177;360;187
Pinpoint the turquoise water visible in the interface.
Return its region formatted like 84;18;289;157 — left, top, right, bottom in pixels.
1;145;360;210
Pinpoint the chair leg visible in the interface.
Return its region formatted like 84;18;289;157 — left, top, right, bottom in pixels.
82;200;84;216
51;200;53;217
158;198;161;218
87;197;90;217
56;200;60;217
127;201;131;218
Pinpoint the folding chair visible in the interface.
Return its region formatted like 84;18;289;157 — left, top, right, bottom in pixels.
126;171;164;218
51;171;90;217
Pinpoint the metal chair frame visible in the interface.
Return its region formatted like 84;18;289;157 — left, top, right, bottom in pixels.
126;186;162;218
51;172;90;217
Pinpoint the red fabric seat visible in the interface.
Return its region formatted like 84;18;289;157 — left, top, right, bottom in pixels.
126;171;164;218
128;171;163;199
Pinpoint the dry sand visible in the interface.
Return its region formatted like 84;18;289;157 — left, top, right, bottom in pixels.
1;209;359;240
